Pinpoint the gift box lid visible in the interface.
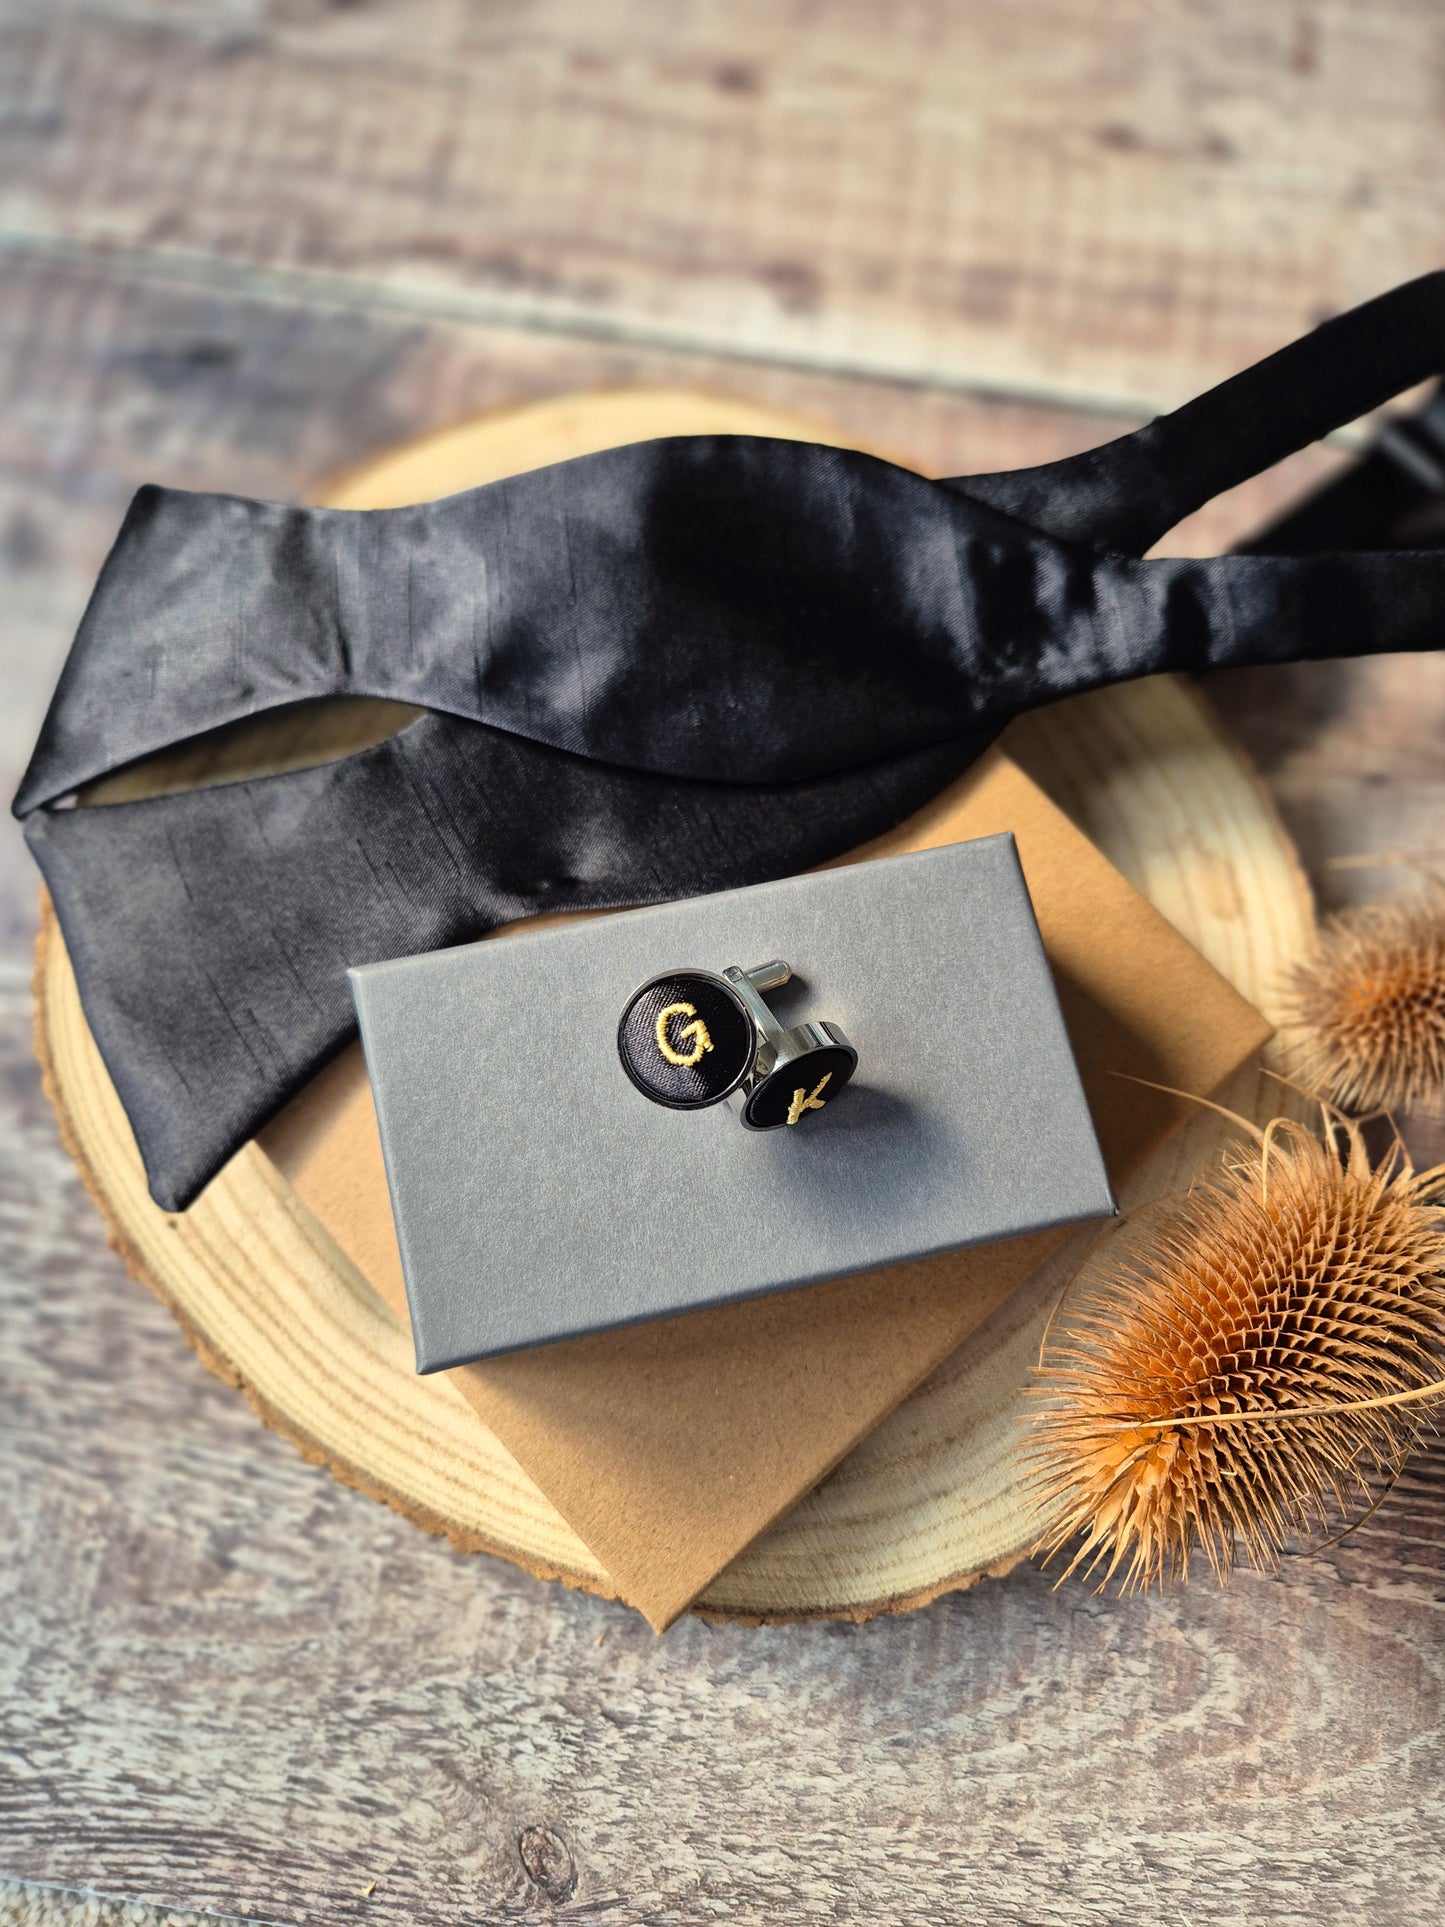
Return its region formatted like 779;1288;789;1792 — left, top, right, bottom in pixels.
350;831;1116;1369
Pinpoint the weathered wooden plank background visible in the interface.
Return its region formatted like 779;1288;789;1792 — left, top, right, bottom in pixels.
3;3;1445;1922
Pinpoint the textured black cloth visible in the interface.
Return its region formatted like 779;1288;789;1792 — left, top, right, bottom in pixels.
17;273;1445;1211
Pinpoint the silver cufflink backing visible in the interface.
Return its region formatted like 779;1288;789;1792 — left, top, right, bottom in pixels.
616;961;857;1130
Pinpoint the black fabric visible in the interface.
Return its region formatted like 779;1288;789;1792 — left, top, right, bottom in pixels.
743;1045;856;1132
617;972;757;1109
1239;388;1445;556
17;271;1445;1210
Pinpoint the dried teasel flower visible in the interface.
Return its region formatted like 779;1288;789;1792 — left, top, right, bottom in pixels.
1027;1109;1445;1591
1283;888;1445;1114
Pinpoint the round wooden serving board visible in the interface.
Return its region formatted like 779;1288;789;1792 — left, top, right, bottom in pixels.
34;392;1316;1622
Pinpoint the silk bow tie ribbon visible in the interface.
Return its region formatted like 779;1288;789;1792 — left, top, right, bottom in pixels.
17;273;1445;1212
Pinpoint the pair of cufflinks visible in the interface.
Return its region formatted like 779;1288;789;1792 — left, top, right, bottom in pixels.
617;963;856;1130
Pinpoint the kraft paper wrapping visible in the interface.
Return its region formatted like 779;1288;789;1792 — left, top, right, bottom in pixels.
259;751;1271;1628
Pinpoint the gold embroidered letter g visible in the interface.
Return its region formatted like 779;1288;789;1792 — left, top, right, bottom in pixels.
655;1002;714;1067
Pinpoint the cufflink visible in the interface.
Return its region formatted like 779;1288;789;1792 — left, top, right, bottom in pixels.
616;961;857;1129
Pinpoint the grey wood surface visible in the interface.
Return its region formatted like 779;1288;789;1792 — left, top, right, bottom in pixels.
3;5;1445;1922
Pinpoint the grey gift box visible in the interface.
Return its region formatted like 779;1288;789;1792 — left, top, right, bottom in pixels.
350;832;1116;1370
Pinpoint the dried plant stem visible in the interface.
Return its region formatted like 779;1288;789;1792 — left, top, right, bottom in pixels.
1089;1373;1445;1430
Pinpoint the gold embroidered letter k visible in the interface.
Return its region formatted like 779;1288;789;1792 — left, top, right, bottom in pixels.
786;1071;832;1126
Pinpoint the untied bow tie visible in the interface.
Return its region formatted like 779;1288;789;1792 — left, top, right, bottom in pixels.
17;272;1445;1210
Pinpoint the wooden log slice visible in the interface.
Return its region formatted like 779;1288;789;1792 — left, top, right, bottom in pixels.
33;392;1315;1621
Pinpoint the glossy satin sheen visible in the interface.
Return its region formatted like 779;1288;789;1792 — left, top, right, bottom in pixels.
18;272;1445;1210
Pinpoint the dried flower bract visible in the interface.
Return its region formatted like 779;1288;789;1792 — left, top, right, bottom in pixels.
1284;890;1445;1114
1028;1114;1445;1591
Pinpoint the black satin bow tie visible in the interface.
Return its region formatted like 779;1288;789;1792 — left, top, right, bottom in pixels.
18;273;1445;1212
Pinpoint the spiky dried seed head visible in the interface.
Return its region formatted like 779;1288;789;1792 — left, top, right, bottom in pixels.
1283;890;1445;1114
1027;1119;1445;1591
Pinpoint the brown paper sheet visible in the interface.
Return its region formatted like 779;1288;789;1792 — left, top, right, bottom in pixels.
259;751;1272;1628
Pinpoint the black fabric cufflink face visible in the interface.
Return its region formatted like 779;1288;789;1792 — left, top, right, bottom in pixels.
617;961;857;1129
616;969;758;1109
739;1034;857;1130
